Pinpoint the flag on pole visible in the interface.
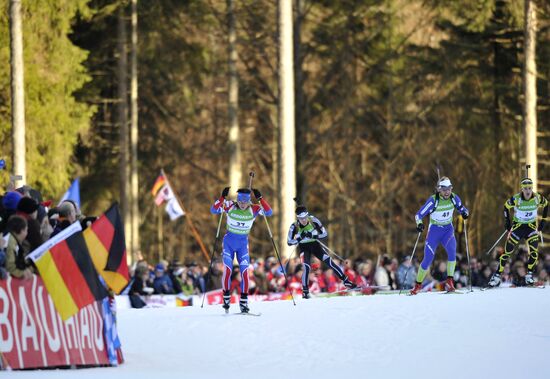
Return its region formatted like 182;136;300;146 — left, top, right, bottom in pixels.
83;204;130;294
151;171;185;220
28;222;109;320
59;178;81;208
151;174;167;196
165;198;185;220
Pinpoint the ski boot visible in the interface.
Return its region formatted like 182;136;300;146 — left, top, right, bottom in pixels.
525;271;535;286
222;290;231;313
239;293;249;314
302;287;310;299
409;282;422;295
488;273;501;287
444;277;456;292
343;277;358;290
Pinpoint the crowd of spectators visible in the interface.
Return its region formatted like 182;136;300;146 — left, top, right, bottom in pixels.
123;244;550;307
0;184;96;281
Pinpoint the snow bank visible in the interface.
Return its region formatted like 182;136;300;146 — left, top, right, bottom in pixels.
8;288;550;379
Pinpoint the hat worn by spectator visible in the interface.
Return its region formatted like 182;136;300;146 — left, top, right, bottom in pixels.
17;197;39;214
2;191;23;211
155;263;165;272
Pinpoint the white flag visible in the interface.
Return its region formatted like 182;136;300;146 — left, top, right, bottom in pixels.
155;183;175;206
165;197;185;220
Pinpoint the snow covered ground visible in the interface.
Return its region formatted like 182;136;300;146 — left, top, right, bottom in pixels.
8;288;550;379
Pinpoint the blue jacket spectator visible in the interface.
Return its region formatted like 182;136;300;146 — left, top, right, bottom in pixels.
153;264;175;294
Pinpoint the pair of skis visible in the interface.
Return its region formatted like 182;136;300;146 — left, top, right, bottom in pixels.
223;308;262;316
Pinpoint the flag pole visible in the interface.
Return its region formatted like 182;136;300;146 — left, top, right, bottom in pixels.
161;169;211;263
157;205;163;261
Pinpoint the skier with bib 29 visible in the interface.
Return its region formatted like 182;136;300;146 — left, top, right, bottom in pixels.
410;177;469;295
211;187;272;313
488;178;548;287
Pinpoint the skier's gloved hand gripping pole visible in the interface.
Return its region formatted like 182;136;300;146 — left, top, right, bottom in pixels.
399;231;422;295
249;171;296;306
201;189;226;308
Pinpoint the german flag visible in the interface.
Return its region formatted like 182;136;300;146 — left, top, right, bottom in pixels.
84;204;129;294
151;173;166;196
29;222;108;320
175;296;193;307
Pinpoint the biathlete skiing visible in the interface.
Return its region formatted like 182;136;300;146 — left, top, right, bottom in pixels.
287;204;357;299
410;177;469;295
488;177;548;287
210;187;272;313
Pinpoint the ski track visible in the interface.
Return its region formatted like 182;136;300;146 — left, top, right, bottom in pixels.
7;288;550;379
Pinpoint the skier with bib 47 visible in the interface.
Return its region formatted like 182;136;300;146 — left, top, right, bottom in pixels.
211;187;272;313
488;178;548;287
287;205;357;299
410;177;469;295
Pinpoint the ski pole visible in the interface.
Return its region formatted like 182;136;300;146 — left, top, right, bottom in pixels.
484;230;507;256
317;240;346;262
399;232;422;295
201;211;225;308
464;220;473;292
249;171;296;306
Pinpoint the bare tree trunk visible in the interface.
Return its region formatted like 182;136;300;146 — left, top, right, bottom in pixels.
118;4;131;249
278;0;296;258
227;0;242;193
294;0;306;204
523;0;537;190
130;0;139;264
9;0;26;187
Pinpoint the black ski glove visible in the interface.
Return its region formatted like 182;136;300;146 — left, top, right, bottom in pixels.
538;221;545;232
221;187;230;198
416;223;424;233
252;188;262;200
461;210;469;220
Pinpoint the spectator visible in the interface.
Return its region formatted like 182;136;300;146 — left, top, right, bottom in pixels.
358;260;375;287
251;258;268;294
375;255;396;289
129;265;154;308
477;265;492;288
16;197;44;252
51;201;78;237
205;259;223;292
323;269;338;293
187;262;205;293
4;215;33;279
0;191;23;232
396;256;416;290
432;261;447;282
153;263;175;294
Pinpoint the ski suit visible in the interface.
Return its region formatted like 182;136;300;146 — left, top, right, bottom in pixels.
287;216;348;293
500;192;548;272
415;192;468;282
211;197;272;293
